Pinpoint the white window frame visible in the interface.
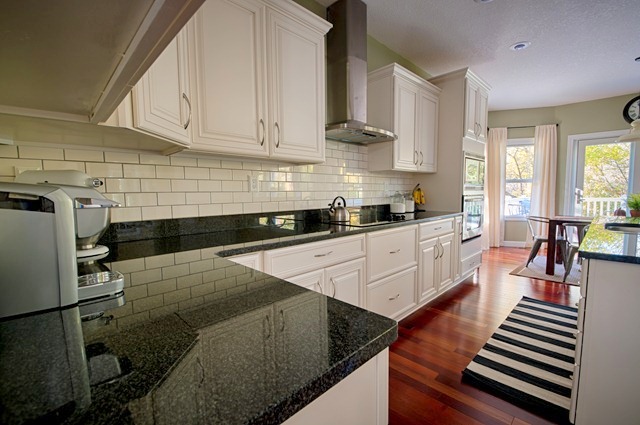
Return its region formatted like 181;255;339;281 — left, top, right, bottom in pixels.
504;137;534;222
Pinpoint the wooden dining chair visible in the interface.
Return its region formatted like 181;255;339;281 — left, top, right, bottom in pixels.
525;216;550;267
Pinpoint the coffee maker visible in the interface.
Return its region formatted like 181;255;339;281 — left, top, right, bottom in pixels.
4;170;125;318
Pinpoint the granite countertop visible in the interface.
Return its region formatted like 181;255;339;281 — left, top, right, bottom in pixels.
2;207;465;424
579;216;640;264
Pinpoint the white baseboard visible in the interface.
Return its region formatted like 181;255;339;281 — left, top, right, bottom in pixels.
501;241;526;248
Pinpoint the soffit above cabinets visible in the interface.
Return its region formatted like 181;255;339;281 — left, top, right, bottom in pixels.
0;0;204;124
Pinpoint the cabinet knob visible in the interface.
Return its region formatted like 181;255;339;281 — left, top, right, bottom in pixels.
388;293;400;301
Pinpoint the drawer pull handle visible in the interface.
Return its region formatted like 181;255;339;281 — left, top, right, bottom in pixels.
434;226;442;231
389;249;401;254
329;277;337;297
388;293;400;301
314;251;333;257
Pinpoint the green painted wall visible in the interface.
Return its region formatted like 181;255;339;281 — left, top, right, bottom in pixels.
293;0;429;78
490;93;636;243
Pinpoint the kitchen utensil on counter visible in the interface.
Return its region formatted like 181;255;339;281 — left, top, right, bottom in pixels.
328;196;350;223
390;191;406;213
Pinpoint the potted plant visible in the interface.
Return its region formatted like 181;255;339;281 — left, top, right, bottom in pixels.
626;193;640;217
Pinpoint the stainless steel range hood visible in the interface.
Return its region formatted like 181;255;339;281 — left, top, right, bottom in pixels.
325;0;397;144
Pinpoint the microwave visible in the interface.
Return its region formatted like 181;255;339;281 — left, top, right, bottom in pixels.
463;152;485;192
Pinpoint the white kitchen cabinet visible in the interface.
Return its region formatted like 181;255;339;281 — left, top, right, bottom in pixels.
571;258;640;424
324;258;366;308
367;63;440;173
464;77;489;144
453;216;463;282
227;251;263;271
105;28;191;153
417;68;490;212
418;218;455;303
366;225;418;320
264;235;366;308
187;0;331;163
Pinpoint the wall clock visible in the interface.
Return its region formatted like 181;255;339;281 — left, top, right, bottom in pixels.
623;95;640;124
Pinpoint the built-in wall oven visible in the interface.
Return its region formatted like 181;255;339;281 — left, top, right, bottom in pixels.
462;151;485;241
462;193;484;241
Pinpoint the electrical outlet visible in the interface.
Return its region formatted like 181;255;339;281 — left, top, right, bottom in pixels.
248;175;259;192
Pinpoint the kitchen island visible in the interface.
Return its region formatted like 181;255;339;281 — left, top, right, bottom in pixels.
1;208;462;424
570;216;640;424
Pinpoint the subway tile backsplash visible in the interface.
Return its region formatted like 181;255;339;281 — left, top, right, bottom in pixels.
0;141;416;222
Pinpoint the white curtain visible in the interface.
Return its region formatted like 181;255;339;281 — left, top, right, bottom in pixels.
483;128;507;249
528;124;558;242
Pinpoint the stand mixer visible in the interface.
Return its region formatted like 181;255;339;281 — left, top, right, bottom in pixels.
15;170;125;317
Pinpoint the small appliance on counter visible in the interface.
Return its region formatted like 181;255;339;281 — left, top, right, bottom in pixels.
8;170;125;318
328;196;351;223
0;182;79;318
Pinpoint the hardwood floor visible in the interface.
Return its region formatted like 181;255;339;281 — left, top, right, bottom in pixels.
389;247;580;425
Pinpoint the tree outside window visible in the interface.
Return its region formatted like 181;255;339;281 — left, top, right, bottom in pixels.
504;139;534;218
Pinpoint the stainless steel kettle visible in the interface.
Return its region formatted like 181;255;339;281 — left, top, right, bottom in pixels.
328;196;350;223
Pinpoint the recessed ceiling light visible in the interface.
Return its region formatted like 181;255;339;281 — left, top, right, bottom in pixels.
510;41;531;51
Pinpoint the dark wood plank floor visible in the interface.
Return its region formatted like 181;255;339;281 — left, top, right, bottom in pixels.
389;247;580;425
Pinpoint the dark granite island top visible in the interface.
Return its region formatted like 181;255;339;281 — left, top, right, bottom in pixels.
579;216;640;264
2;206;446;424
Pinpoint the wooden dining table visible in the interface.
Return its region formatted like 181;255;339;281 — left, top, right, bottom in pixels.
545;215;593;275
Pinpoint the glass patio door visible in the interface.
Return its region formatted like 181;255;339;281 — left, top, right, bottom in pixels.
572;136;637;216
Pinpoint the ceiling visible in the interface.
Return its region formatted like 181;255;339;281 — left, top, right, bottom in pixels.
317;0;640;111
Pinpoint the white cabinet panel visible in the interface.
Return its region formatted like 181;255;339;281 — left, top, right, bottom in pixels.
367;225;417;282
189;0;269;157
188;0;329;163
132;29;191;146
366;267;417;320
367;63;440;173
325;258;366;307
227;252;263;271
418;237;438;303
286;269;325;294
267;9;325;162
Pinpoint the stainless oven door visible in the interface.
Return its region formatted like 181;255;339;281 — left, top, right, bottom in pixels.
462;194;484;241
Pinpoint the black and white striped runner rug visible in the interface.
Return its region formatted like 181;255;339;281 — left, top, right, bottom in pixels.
462;296;578;424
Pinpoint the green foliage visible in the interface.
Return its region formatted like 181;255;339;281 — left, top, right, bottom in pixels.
583;143;630;198
505;145;534;198
627;193;640;210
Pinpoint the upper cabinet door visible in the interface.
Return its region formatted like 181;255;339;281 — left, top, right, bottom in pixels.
417;88;438;172
393;77;419;171
266;9;326;162
189;0;270;157
464;79;480;141
132;29;191;146
476;88;489;144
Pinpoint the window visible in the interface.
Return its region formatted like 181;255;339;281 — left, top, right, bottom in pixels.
504;138;534;219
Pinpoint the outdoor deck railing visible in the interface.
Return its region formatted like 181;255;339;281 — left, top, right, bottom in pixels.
581;197;624;216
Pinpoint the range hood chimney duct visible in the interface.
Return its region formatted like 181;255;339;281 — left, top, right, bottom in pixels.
325;0;397;144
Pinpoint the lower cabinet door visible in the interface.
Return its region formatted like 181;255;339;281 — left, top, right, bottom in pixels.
325;258;366;308
437;233;454;293
366;267;417;320
418;238;438;303
286;269;325;294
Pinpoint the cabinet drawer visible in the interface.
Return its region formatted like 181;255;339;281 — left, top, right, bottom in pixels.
366;267;417;319
461;251;482;276
419;218;454;241
264;235;365;279
367;225;417;282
